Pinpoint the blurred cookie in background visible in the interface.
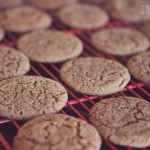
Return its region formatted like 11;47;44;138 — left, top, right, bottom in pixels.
0;6;52;32
81;0;108;4
127;52;150;84
17;30;83;63
104;0;150;23
0;28;4;41
27;0;78;9
91;27;149;56
0;0;23;9
141;22;150;40
58;4;109;30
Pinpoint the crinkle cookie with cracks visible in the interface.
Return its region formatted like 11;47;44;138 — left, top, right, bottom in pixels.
0;76;68;120
0;46;30;80
89;97;150;148
60;57;130;95
13;114;101;150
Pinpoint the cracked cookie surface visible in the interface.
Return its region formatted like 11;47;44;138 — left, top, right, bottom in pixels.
0;28;4;41
104;0;150;22
127;52;150;84
17;30;83;63
0;46;30;80
58;4;109;29
89;97;150;148
60;57;130;95
27;0;77;9
0;0;23;8
0;76;68;120
13;114;101;150
0;6;52;32
91;27;149;56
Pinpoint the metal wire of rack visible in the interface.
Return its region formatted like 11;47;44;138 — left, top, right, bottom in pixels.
0;5;150;150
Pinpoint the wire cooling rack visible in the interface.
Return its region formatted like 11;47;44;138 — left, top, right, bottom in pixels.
0;2;150;150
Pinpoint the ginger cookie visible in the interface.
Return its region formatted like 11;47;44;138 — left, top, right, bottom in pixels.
0;28;4;41
0;46;30;80
0;76;68;120
104;0;150;23
89;97;150;148
91;27;149;56
60;57;130;95
17;30;83;63
0;0;23;9
27;0;77;9
58;4;109;29
127;52;150;84
0;6;52;32
141;22;150;40
13;114;101;150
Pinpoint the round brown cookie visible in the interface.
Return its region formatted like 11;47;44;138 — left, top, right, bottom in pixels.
127;52;150;84
81;0;104;3
13;114;101;150
58;4;109;30
0;46;30;80
0;28;4;41
89;97;150;148
27;0;78;9
17;30;83;63
91;27;149;56
60;57;130;95
104;0;150;23
0;0;23;9
141;22;150;40
0;76;68;120
0;6;52;32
